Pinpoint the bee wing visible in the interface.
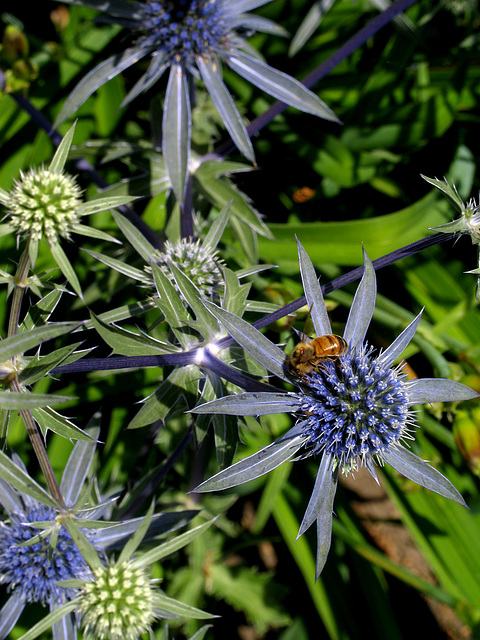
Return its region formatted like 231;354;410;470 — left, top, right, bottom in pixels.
293;327;311;342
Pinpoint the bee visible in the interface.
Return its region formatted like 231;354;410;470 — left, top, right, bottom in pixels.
286;334;348;377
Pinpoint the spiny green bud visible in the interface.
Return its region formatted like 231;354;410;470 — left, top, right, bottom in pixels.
79;561;155;640
6;167;83;242
152;237;225;301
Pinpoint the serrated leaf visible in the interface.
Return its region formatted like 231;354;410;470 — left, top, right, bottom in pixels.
31;406;92;441
222;268;251;316
129;365;200;429
19;342;83;385
0;392;73;410
20;289;63;331
0;322;80;360
80;299;155;329
421;175;465;214
89;313;176;356
209;564;290;632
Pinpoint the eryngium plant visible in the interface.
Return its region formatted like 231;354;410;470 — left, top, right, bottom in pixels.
54;0;339;200
191;241;478;578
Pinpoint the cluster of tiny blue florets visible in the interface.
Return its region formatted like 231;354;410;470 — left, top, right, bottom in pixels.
301;346;410;471
138;0;231;66
0;505;89;605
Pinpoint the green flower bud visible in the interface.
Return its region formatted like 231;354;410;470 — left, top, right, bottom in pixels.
152;237;225;301
79;561;155;640
6;167;83;242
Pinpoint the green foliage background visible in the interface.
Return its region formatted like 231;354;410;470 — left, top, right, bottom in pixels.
1;0;480;638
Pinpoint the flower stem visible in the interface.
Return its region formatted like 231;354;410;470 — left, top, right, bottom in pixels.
7;241;65;506
10;379;65;506
7;243;31;339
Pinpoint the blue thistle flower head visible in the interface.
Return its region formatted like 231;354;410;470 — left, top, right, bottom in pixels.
300;344;412;473
0;503;89;606
54;0;339;200
192;240;479;578
138;0;232;67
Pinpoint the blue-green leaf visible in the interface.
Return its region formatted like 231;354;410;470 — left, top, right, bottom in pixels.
297;238;332;336
193;424;307;492
163;64;191;203
203;301;290;381
297;452;336;538
197;57;255;163
406;379;479;405
55;45;150;125
382;445;466;506
192;391;301;416
226;50;339;122
0;322;80;361
377;311;423;367
49;122;76;174
343;249;376;350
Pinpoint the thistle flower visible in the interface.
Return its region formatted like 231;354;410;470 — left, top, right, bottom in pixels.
191;240;478;578
0;123;135;299
0;502;89;604
0;432;199;640
15;507;214;640
0;450;93;640
54;0;339;200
